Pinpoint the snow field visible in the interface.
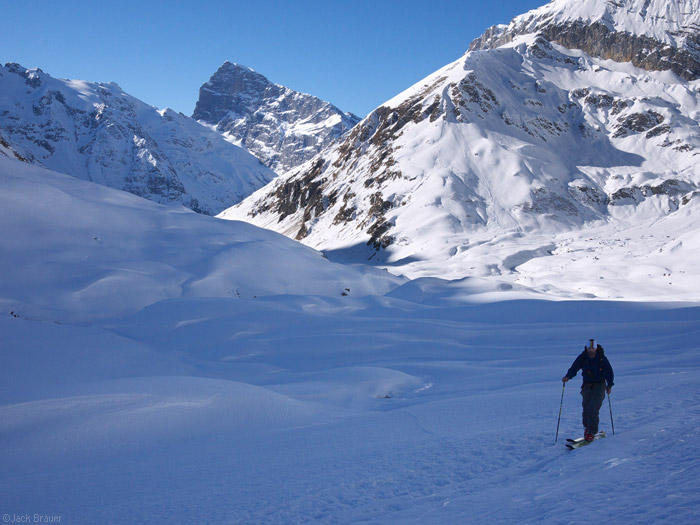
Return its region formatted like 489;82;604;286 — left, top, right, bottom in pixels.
2;294;699;523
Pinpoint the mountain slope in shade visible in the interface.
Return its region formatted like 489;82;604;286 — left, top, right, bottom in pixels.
0;62;275;215
193;62;360;173
220;0;700;300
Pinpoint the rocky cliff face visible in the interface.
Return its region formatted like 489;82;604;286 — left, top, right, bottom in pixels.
470;0;700;80
193;62;360;174
0;63;275;215
220;0;700;280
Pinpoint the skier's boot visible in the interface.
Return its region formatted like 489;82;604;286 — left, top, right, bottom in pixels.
584;430;595;442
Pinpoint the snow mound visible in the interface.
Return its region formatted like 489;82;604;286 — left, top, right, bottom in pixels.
0;376;322;458
270;366;426;409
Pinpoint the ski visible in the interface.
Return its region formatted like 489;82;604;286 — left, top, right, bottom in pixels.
565;436;596;443
566;431;606;449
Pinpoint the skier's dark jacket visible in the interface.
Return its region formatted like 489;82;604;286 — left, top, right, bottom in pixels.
565;345;614;387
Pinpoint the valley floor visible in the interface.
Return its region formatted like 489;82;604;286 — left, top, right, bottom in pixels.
2;296;699;523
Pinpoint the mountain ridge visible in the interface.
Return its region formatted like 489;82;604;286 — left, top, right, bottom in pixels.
470;0;700;80
0;62;276;215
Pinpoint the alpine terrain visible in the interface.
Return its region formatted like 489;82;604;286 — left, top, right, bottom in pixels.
193;61;361;173
3;1;700;523
221;0;700;301
0;62;275;214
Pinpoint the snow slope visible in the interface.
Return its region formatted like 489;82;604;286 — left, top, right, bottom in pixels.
1;153;699;523
0;156;401;323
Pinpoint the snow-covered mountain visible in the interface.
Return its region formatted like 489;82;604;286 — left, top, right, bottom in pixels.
221;0;700;299
193;62;361;173
0;62;275;215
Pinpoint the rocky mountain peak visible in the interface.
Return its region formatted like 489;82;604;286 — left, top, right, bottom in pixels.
4;62;45;88
192;62;271;124
193;62;360;173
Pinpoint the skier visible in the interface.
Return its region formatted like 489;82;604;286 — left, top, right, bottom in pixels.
562;339;614;441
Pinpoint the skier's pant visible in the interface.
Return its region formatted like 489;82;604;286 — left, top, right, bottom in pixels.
581;382;606;434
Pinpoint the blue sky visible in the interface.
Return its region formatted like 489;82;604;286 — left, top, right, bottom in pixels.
2;0;545;117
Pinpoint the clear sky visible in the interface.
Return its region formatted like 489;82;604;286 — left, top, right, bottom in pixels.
2;0;546;118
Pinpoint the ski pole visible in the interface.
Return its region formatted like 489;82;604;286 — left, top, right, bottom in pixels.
555;382;566;444
608;391;615;435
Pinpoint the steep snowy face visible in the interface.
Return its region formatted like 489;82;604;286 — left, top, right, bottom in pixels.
221;22;700;289
193;62;360;173
0;63;275;214
471;0;700;80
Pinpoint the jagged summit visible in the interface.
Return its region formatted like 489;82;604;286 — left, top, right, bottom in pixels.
193;62;360;173
193;62;269;124
470;0;700;80
221;61;255;73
